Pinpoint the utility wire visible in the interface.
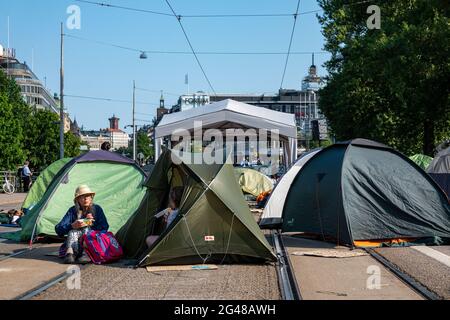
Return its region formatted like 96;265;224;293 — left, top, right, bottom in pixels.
65;94;151;105
76;0;173;16
165;0;217;96
135;112;156;117
280;0;301;89
76;0;321;18
135;118;154;123
135;87;180;97
65;34;140;52
66;34;327;55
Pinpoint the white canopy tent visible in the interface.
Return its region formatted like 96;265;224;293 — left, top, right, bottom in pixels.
154;99;298;167
259;149;321;228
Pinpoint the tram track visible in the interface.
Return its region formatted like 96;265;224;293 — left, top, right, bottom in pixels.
273;231;302;300
365;248;440;300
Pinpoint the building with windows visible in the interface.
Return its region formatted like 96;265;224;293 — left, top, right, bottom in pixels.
80;115;130;151
0;45;59;113
0;45;74;133
169;56;327;142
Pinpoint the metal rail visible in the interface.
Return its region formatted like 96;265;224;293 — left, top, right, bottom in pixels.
365;248;440;300
0;248;32;262
273;231;302;300
17;271;72;300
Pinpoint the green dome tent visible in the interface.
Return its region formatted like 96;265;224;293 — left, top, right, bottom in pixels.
2;151;147;243
281;139;450;247
234;167;274;197
116;149;277;266
22;158;72;211
409;154;433;170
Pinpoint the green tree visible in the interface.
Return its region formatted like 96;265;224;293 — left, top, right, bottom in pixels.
116;146;132;158
25;110;60;170
0;93;25;170
137;131;153;160
317;0;450;156
64;131;82;158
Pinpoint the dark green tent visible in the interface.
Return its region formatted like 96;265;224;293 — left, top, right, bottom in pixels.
116;149;277;266
282;139;450;247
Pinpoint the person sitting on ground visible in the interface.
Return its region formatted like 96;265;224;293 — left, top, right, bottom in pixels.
55;185;109;264
101;141;112;151
146;187;184;248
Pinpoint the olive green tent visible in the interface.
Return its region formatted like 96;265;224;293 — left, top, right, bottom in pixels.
22;158;72;210
1;151;147;243
116;149;277;266
409;154;433;170
234;167;274;197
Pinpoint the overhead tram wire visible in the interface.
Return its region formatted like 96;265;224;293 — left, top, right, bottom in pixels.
65;34;327;56
75;0;373;19
164;0;217;97
75;0;173;17
280;0;301;89
75;0;320;19
135;87;180;97
64;94;151;106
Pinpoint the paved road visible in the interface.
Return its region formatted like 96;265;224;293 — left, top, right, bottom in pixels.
0;243;67;300
283;236;422;300
0;198;281;300
0;193;26;212
374;246;450;300
32;261;280;300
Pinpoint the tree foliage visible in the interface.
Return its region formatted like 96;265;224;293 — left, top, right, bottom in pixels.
137;131;153;160
0;93;25;170
0;71;82;170
318;0;450;156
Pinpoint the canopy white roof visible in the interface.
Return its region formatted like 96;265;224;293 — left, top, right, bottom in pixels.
156;99;297;139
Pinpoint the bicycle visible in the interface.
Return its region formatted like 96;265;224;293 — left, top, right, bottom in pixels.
2;172;15;194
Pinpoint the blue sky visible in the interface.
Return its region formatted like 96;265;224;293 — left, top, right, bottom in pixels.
0;0;330;132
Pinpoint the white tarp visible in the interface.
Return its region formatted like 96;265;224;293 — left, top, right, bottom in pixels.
155;99;297;165
260;149;321;228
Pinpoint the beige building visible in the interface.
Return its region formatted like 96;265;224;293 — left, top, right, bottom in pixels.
80;115;130;151
0;45;73;133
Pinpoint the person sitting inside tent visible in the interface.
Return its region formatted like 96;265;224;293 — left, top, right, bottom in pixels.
55;185;109;264
146;187;184;248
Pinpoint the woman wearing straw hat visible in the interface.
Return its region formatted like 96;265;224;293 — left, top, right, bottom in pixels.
55;185;109;264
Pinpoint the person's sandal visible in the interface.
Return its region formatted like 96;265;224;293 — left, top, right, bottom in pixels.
64;253;75;264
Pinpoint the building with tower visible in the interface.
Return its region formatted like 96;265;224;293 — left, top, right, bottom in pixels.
79;115;130;151
168;54;327;144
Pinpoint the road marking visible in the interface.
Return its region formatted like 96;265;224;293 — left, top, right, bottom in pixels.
412;246;450;268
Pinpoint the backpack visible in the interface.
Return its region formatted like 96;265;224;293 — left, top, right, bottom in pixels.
81;230;123;265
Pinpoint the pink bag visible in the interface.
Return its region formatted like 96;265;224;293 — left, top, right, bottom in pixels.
82;230;123;265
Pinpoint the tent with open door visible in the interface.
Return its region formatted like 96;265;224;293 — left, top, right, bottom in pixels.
427;147;450;198
1;151;147;242
116;149;277;266
274;139;450;246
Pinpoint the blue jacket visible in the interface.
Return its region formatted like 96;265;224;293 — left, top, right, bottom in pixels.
55;204;109;237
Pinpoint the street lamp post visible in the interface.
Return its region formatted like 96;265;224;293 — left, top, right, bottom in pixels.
59;22;65;159
132;80;136;162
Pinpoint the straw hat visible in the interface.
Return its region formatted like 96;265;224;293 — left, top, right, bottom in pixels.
74;185;95;201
